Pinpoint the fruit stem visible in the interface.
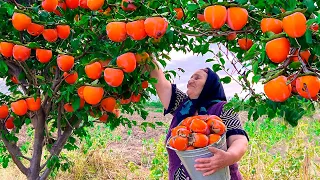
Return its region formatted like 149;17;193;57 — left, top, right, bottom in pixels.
263;69;285;84
262;32;286;42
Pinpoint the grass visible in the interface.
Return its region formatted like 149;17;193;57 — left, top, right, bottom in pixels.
1;110;319;180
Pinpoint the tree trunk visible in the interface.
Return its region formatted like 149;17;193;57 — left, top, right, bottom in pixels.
27;109;46;180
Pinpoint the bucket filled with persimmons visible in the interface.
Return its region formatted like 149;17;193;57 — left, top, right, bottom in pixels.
167;115;230;180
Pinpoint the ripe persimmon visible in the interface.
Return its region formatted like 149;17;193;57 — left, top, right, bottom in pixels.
135;52;149;64
208;119;226;135
42;29;58;42
186;146;195;150
0;104;9;119
83;86;104;105
54;1;67;16
85;62;102;80
36;49;52;63
0;42;14;58
42;0;58;12
283;12;306;38
291;50;311;63
171;126;190;137
131;93;141;103
226;7;248;30
10;76;19;84
226;32;236;40
238;38;253;51
190;119;210;135
12;13;31;31
106;22;127;42
141;81;148;89
174;8;184;20
99;59;111;67
264;75;292;102
64;103;74;112
13;45;31;62
27;23;44;36
57;55;75;71
116;52;137;73
190;133;209;148
104;68;124;87
121;0;137;11
209;134;221;145
310;23;319;31
181;117;193;129
99;113;109;122
63;71;78;84
79;0;88;8
101;97;116;112
65;0;79;9
77;86;85;99
126;20;147;41
87;0;104;10
25;97;41;111
204;5;227;29
169;136;189;151
5;117;14;129
11;99;28;116
56;25;70;39
144;17;168;39
296;76;320;99
120;97;131;104
260;18;283;34
266;37;290;63
197;14;205;22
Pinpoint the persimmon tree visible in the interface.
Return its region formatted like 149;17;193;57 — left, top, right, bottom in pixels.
0;0;319;179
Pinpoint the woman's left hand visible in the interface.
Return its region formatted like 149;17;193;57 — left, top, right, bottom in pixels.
194;147;233;176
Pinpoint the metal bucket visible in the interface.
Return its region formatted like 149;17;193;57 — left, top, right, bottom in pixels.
167;133;231;180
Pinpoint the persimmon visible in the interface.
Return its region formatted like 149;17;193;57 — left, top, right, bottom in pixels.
266;37;290;63
131;93;141;103
209;134;221;145
204;5;227;29
101;97;116;112
27;23;44;36
85;62;102;80
26;97;41;111
57;55;75;72
264;75;292;102
42;0;58;12
79;0;88;8
79;98;85;109
283;12;306;38
120;97;131;105
99;59;111;67
296;76;320;99
181;117;193;129
186;146;195;150
174;8;184;20
238;38;253;51
12;13;31;31
141;81;148;89
171;126;190;137
197;14;205;22
189;119;210;135
206;115;223;124
0;105;9;119
291;50;311;63
77;86;85;99
106;22;127;42
135;52;150;64
190;133;209;148
113;108;121;118
64;103;74;112
11;99;28;116
0;42;14;58
54;1;67;16
5;117;14;129
260;18;283;34
83;86;104;105
126;20;147;41
99;113;109;122
36;49;52;63
208;119;226;135
13;45;31;62
56;25;70;39
116;52;137;73
63;72;78;84
169;136;189;151
42;29;58;42
226;7;248;30
87;0;104;11
11;76;19;84
144;17;168;39
65;0;79;9
121;0;137;11
104;68;124;87
310;23;319;31
226;32;236;40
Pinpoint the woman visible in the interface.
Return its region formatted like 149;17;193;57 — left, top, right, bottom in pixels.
149;60;249;180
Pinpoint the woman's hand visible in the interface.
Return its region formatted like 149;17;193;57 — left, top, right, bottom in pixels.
194;147;234;176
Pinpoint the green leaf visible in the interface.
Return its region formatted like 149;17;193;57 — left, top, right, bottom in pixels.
72;97;81;111
0;60;8;75
187;4;198;12
212;64;222;72
25;118;31;125
206;58;214;62
303;0;316;13
26;42;40;49
235;0;248;4
243;44;257;60
288;61;301;69
252;61;259;74
305;29;313;44
36;75;45;81
252;75;261;83
220;76;232;84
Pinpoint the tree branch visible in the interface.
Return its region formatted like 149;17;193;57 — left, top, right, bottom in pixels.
0;122;29;175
